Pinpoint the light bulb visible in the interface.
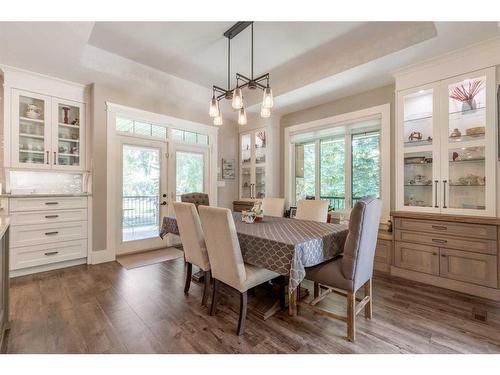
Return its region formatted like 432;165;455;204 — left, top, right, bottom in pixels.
260;105;271;118
232;88;243;109
209;97;219;118
262;86;273;109
213;109;223;126
238;107;247;125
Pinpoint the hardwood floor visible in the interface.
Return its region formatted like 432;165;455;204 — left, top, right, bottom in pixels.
4;258;500;354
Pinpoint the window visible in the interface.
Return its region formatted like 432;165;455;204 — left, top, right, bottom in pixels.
292;120;381;212
116;117;167;140
172;129;209;145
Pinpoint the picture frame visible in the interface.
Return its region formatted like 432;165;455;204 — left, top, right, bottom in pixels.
222;158;235;180
289;206;297;219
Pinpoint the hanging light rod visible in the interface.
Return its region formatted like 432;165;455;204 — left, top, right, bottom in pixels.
209;21;273;126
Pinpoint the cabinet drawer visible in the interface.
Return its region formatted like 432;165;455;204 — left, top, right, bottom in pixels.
10;209;87;226
10;221;87;248
375;239;392;264
394;241;439;275
395;230;496;255
439;248;497;288
9;197;87;212
394;218;496;240
10;239;87;270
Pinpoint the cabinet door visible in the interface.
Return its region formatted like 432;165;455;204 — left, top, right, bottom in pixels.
52;98;85;171
394;241;439;275
439;248;497;288
396;84;441;212
440;68;496;216
11;89;52;168
240;166;252;199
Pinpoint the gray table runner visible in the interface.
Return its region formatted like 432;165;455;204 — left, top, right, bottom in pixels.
160;212;348;292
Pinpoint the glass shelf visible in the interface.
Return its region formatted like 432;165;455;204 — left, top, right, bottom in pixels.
404;140;433;147
448;133;485;143
449;106;485;121
403;114;432;123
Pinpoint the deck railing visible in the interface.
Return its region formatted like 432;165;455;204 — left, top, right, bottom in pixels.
122;195;159;228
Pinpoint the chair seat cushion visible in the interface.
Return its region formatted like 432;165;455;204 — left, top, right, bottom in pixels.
305;257;354;292
242;263;280;292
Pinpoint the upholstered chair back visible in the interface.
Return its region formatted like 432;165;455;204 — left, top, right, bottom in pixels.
181;193;209;210
199;206;246;291
173;202;210;271
261;197;285;217
341;197;382;291
295;199;329;222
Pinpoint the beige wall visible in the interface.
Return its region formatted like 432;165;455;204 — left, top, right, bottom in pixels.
279;84;396;208
90;83;238;252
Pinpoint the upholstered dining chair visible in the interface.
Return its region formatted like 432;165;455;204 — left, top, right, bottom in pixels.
300;197;382;342
173;202;211;306
198;206;281;335
261;197;285;217
295;199;329;222
181;192;209;210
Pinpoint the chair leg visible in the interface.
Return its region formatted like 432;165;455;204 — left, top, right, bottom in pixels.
184;262;192;295
201;270;211;306
313;282;320;298
210;279;220;316
237;291;248;336
296;283;301;314
347;291;356;342
364;278;373;320
279;280;286;310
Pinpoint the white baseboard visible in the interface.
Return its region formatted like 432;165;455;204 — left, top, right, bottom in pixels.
91;248;116;264
10;258;87;278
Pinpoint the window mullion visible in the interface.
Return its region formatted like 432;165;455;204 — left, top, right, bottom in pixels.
345;131;352;210
315;139;320;200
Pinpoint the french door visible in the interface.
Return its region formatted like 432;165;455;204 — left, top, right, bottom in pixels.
169;143;209;213
117;136;168;254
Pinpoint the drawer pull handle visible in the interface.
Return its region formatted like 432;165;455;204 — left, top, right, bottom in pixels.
441;254;447;257
432;252;438;256
431;225;447;230
432;239;447;244
45;202;59;205
45;231;59;236
45;215;59;219
44;251;59;256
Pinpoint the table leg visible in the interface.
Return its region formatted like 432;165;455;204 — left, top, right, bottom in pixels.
288;288;298;316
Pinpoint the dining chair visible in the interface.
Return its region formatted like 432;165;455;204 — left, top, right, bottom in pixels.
181;192;209;211
198;205;281;335
300;197;382;341
261;197;285;217
295;199;329;222
172;202;211;306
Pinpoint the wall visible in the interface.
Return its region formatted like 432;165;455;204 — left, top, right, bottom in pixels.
91;83;238;252
279;84;396;208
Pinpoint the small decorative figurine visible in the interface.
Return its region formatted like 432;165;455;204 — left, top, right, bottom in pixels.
450;128;462;138
408;131;422;142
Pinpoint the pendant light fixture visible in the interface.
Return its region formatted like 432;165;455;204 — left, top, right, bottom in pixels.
209;22;273;126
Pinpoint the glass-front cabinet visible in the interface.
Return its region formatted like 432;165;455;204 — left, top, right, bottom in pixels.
239;128;267;200
396;67;496;216
11;89;85;171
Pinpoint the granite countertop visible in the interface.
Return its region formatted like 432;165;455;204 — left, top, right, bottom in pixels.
0;193;92;198
0;216;9;239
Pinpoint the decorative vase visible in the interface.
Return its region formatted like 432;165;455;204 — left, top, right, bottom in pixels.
61;107;70;124
461;98;476;112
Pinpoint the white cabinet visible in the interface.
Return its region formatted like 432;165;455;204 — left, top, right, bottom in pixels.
239;128;268;200
11;89;85;171
396;67;496;216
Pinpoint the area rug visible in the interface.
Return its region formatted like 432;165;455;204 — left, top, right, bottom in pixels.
117;247;184;269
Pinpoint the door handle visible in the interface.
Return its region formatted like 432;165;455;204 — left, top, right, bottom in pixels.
46;151;49;165
442;180;447;208
434;180;439;208
45;231;59;236
54;151;57;165
161;201;167;206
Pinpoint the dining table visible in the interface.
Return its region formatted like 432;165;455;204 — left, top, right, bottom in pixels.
160;211;349;316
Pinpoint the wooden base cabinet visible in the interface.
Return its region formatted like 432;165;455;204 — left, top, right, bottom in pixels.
0;225;9;351
391;211;500;301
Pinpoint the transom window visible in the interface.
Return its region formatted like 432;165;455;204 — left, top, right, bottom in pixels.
293;120;381;211
172;129;209;145
116;117;167;140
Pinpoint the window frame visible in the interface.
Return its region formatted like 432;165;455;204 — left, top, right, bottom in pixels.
285;104;390;222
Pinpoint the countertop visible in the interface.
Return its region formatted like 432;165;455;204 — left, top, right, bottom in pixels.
0;216;9;239
0;193;91;198
391;210;500;226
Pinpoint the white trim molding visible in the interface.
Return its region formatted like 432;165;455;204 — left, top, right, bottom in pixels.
284;103;391;222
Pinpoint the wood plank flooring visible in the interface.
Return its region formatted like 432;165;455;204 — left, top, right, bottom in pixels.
4;258;500;353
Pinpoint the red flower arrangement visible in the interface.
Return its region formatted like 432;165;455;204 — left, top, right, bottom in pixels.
449;79;483;110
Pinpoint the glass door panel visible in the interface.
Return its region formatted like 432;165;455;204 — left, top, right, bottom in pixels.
56;102;81;167
241;166;252;199
122;144;161;242
255;166;265;199
447;146;486;211
255;130;266;164
294;142;316;203
17;94;49;165
403;151;435;208
447;75;486;144
175;151;205;201
403;89;434;148
320;137;345;209
241;133;251;166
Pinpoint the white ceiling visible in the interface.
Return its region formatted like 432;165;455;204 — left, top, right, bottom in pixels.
1;22;500;122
